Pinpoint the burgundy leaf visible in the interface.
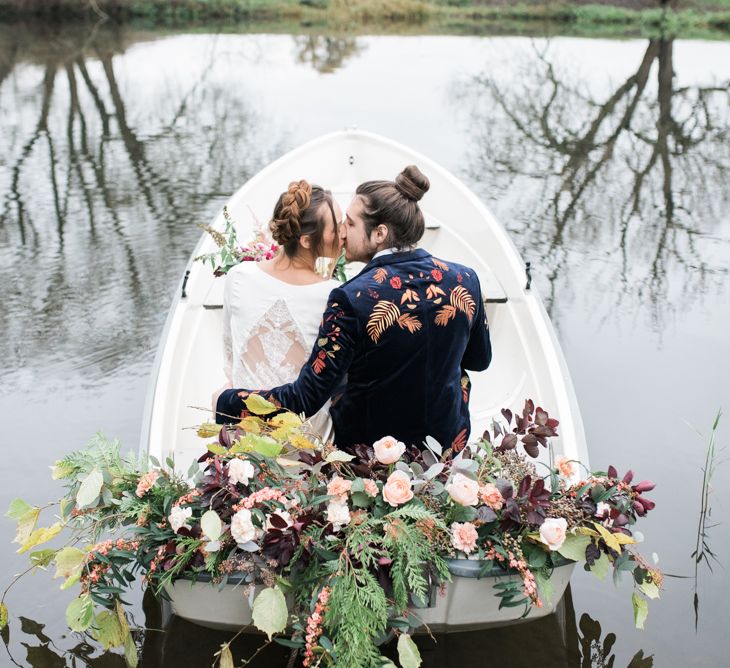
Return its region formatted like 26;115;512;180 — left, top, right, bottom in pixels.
535;408;548;426
501;408;513;425
607;465;618;479
501;433;518;450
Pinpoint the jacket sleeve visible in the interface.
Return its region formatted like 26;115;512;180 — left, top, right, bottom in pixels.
460;279;492;371
216;287;358;424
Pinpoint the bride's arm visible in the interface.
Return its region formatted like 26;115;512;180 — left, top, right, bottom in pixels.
215;288;358;423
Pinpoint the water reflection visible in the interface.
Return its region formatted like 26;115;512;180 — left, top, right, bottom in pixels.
462;37;730;331
3;587;654;667
293;34;364;73
0;21;281;394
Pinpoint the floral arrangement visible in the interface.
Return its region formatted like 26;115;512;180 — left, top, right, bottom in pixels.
2;399;660;667
196;206;279;275
195;205;347;281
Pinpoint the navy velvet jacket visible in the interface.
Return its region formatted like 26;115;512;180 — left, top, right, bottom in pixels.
216;248;492;451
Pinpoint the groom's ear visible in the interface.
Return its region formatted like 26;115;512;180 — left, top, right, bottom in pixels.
372;224;389;245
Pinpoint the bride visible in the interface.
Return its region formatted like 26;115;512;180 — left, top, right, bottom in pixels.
220;179;342;437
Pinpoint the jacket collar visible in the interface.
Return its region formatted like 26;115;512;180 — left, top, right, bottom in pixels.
358;248;430;275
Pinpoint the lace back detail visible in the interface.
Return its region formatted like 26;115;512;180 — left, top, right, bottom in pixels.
239;299;309;388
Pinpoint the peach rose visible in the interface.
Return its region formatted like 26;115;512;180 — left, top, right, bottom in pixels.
451;522;479;554
539;517;568;551
382;470;414;507
373;436;406;465
446;472;480;506
363;479;379;498
479;483;504;510
556;456;575;478
327;475;352;501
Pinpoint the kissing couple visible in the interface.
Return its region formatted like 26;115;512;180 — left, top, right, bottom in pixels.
213;165;492;454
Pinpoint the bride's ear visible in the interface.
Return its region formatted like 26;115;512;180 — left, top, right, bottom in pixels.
299;234;312;250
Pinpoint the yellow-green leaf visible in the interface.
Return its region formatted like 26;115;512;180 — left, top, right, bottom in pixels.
12;507;41;545
6;498;33;520
592;522;621;553
638;581;660;600
590;552;609;581
207;443;228;456
18;522;63;554
289;434;318;451
54;547;86;581
197;422;222;438
30;549;57;568
632;592;648;629
240;434;283;458
397;633;422;668
51;460;75;480
116;600;138;667
325;450;355;463
0;602;8;631
66;595;94;632
218;643;235;668
269;412;302;429
76;468;103;508
251;586;288;640
91;610;125;649
237;416;265;434
557;534;591;563
244;394;278;416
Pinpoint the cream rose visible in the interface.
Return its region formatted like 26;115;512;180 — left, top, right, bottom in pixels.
382;470;414;507
168;506;192;533
363;479;379;498
227;458;255;486
326;500;351;531
539;517;568;551
327;475;352;501
230;508;258;545
447;473;480;506
373;436;406;465
479;483;504;510
451;522;479;554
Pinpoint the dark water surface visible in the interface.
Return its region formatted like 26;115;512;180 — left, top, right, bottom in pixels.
1;20;729;667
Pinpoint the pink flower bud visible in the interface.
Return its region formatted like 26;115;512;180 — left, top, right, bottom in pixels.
632;480;655;493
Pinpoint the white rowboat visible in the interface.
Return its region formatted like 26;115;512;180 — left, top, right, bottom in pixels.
140;129;588;631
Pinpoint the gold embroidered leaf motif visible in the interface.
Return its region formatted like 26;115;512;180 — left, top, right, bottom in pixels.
373;268;388;284
433;258;449;271
397;313;422;334
366;300;400;343
435;304;456;326
426;285;446;300
450;285;476;322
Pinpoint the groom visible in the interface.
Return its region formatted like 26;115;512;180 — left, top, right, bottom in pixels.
215;166;492;452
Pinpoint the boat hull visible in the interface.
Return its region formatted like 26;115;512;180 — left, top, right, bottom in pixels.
166;561;575;632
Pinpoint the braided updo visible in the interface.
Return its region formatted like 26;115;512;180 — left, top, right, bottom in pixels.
355;165;430;249
270;179;338;258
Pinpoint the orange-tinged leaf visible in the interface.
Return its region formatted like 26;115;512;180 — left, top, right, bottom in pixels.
435;304;456;326
366;301;400;343
433;258;449;271
426;284;445;300
397;313;422;334
373;268;388;284
450;285;476;322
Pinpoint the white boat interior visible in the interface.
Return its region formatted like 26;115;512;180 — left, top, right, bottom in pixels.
141;129;588;476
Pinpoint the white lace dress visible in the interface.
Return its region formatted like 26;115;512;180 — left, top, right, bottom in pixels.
223;262;339;440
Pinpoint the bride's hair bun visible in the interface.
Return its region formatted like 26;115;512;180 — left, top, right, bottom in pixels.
394;165;429;202
271;180;313;245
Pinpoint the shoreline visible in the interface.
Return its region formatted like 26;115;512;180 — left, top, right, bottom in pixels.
1;2;729;38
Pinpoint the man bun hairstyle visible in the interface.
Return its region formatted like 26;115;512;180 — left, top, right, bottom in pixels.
270;179;337;258
355;165;430;249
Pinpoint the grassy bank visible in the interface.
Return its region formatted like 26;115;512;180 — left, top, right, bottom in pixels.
1;0;729;36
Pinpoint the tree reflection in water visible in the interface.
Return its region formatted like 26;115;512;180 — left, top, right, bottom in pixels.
0;22;282;393
2;587;654;667
294;34;364;74
462;37;730;332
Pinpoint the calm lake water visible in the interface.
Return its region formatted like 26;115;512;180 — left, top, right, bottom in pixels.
1;19;729;667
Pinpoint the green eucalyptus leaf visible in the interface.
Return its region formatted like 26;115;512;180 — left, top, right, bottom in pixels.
632;592;648;629
557;534;591;563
